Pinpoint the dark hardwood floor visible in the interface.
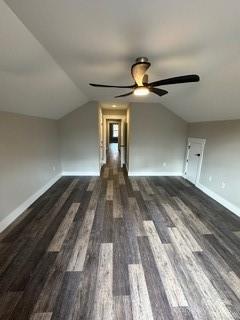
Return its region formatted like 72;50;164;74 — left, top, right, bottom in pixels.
0;143;240;319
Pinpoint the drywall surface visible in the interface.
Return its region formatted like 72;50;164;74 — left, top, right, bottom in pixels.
0;111;61;223
129;102;187;174
188;120;240;209
59;101;99;174
102;109;127;116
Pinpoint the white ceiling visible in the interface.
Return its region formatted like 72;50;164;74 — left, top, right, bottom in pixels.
2;0;240;121
0;0;87;119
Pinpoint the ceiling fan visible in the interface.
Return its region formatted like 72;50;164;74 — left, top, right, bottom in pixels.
89;57;200;98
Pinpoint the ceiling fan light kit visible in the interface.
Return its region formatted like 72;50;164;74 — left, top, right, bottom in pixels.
89;57;200;98
134;87;149;96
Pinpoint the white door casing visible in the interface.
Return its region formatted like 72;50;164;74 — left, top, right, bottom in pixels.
98;107;104;169
102;114;126;167
185;138;206;185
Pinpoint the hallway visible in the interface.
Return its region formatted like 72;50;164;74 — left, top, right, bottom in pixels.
106;143;120;169
0;150;240;319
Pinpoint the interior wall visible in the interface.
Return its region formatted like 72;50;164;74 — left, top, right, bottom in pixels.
102;109;127;116
128;102;187;175
0;111;61;227
59;101;99;175
188;119;240;210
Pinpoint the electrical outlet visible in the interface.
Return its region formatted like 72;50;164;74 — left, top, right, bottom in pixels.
209;176;212;182
221;182;226;189
163;162;167;167
52;165;56;172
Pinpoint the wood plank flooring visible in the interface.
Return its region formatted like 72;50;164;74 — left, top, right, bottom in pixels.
0;143;240;319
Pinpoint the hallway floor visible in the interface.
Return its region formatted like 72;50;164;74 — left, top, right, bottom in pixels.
0;145;240;319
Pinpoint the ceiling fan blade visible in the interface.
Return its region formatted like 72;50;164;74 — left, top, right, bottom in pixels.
149;74;200;87
89;83;135;88
115;91;134;98
131;62;151;86
150;88;168;96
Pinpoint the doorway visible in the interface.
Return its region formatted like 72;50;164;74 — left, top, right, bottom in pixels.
106;119;122;165
184;138;206;185
107;120;121;165
109;123;119;143
99;109;128;169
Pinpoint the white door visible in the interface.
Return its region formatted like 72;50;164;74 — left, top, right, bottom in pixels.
185;139;205;185
120;120;125;167
99;108;104;167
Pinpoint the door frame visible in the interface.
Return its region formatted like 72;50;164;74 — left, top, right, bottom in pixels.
102;114;126;166
107;120;121;147
98;106;103;171
184;137;206;185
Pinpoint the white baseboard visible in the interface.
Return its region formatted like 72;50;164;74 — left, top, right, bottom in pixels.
0;173;62;233
62;171;100;176
196;182;240;218
128;171;183;177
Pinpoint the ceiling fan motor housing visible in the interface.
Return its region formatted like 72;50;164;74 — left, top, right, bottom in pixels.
135;57;149;63
131;58;151;86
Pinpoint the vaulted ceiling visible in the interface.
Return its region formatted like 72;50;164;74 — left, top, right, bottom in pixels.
1;0;240;121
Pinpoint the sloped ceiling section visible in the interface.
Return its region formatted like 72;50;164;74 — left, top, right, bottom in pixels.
0;0;87;119
2;0;240;121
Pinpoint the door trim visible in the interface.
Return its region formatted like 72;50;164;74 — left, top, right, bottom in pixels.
184;137;206;185
102;114;126;166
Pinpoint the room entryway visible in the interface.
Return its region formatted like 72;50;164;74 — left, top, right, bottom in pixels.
109;123;119;144
98;106;129;171
184;138;206;185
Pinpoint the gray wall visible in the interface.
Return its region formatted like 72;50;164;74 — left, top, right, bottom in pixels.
0;111;61;222
59;101;99;174
188;120;240;208
102;109;127;116
129;103;187;174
